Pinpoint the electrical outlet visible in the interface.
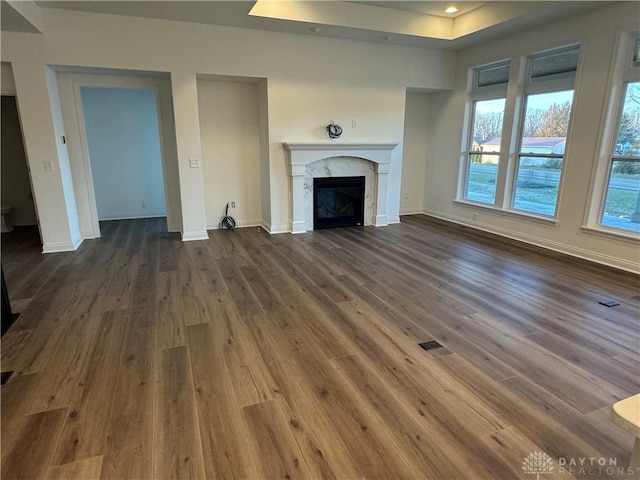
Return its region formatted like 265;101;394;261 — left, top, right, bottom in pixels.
231;202;236;208
352;120;359;128
142;202;148;209
403;192;409;200
472;213;478;221
237;220;243;227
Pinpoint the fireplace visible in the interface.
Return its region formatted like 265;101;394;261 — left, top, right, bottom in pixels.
284;143;398;234
314;176;365;229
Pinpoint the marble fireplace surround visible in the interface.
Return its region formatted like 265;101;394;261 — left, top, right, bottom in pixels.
284;143;398;234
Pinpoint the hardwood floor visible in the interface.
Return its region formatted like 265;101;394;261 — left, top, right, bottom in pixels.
1;216;639;479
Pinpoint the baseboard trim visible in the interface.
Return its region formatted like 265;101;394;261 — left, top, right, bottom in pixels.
253;221;287;234
387;214;401;225
182;231;209;242
417;210;639;274
99;212;166;220
399;208;423;216
42;237;82;253
206;219;262;230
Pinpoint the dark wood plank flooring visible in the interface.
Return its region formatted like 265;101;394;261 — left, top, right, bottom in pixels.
1;216;639;479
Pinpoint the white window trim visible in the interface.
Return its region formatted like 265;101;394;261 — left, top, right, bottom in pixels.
507;45;580;219
583;28;640;239
509;87;577;219
458;60;511;205
459;45;581;223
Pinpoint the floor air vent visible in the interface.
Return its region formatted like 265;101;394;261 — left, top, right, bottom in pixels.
1;371;13;385
419;341;443;351
599;300;620;307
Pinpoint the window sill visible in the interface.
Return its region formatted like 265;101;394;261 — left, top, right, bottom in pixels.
454;199;558;226
580;225;640;244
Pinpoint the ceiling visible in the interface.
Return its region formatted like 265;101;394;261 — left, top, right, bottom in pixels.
3;1;608;50
352;1;486;18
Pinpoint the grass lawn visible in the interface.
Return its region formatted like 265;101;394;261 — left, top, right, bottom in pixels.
467;166;639;220
603;185;639;218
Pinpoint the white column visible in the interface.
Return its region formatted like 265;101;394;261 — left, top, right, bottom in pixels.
171;71;208;241
290;164;307;234
374;162;390;226
12;60;81;252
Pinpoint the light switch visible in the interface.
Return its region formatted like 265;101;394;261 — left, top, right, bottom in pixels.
44;161;54;171
189;157;200;168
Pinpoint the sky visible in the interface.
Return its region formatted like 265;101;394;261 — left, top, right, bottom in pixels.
476;90;575;116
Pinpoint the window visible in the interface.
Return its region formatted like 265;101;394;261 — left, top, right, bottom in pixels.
459;45;580;220
512;46;579;216
512;90;574;215
601;81;640;232
463;62;509;204
592;32;640;235
465;98;506;204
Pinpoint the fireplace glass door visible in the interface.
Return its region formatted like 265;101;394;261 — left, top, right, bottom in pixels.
313;176;365;229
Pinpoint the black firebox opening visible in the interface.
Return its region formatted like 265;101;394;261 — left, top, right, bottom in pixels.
314;176;365;229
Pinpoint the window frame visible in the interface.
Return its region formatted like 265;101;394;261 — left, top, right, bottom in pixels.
458;44;581;223
463;95;507;204
510;85;577;218
584;29;640;239
598;80;640;233
459;60;510;206
508;45;579;218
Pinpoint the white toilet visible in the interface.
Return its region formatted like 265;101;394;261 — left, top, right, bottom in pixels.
1;204;13;233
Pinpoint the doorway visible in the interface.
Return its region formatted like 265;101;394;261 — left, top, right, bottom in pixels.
79;86;167;226
1;95;38;234
1;94;41;332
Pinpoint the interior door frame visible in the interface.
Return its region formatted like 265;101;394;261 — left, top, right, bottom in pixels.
62;73;177;238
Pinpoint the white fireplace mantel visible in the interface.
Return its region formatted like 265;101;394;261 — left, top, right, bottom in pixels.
284;142;398;234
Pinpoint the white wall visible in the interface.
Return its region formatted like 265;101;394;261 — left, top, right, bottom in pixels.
80;86;166;221
197;77;262;229
401;90;429;215
1;95;37;226
423;2;640;272
1;6;455;245
1;62;16;94
43;66;82;251
257;79;271;231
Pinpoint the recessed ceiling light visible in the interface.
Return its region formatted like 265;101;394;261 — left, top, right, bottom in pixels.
445;6;458;14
